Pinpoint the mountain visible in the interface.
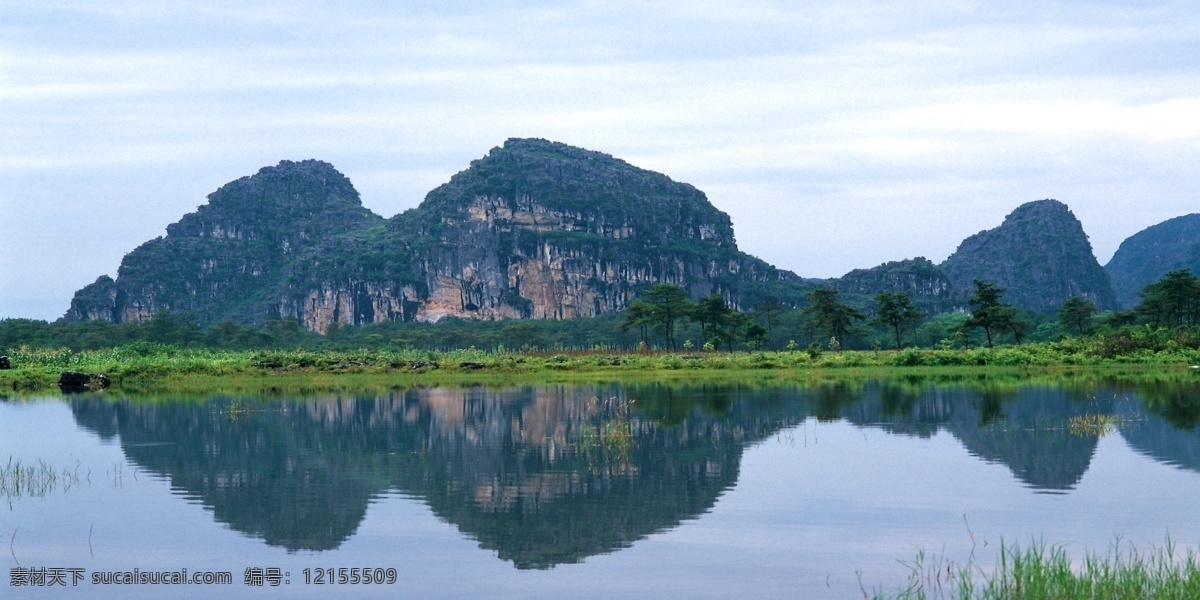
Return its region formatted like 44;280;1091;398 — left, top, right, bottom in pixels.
65;160;383;325
824;200;1119;314
66;139;806;332
1104;214;1200;308
65;141;1147;331
826;257;955;312
937;199;1118;312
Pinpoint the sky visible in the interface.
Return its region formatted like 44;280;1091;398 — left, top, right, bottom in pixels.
3;1;1199;321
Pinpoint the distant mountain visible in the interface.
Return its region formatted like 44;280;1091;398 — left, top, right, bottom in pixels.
825;200;1119;314
65;141;1167;332
826;257;955;313
65;160;383;325
938;199;1118;312
1105;214;1200;308
66;139;807;332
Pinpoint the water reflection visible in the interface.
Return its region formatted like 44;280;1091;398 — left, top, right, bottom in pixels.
69;384;801;567
64;376;1200;567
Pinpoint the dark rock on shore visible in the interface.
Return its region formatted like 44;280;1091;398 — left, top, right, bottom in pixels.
58;371;111;392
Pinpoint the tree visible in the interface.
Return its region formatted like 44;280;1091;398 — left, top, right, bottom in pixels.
754;295;784;349
1136;269;1200;328
694;294;734;344
1057;296;1098;335
964;280;1023;348
722;312;752;352
694;294;755;351
743;320;768;351
144;311;202;346
801;289;865;348
621;298;653;346
640;283;693;350
871;292;926;350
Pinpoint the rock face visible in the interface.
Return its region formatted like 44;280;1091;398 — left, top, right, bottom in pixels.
65;160;383;326
65;141;1141;329
66;139;804;332
826;258;955;312
938;199;1118;312
1105;214;1200;308
823;201;1118;313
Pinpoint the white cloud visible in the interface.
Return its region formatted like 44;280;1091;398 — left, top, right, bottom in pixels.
4;0;1200;319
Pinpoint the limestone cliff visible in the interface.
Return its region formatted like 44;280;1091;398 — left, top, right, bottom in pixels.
64;142;1133;331
825;257;954;312
65;160;383;325
66;139;805;332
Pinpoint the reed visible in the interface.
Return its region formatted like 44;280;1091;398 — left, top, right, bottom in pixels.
0;457;81;499
875;538;1200;599
578;396;636;470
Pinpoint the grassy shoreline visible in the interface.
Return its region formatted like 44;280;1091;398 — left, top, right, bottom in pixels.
1;343;1197;395
875;538;1200;599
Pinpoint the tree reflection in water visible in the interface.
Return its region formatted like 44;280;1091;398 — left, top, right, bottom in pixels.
67;375;1200;567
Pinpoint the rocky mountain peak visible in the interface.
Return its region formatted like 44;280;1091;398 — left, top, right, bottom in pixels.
67;141;797;331
1105;213;1200;307
828;257;954;311
165;159;377;244
939;199;1117;312
64;159;383;325
416;138;736;251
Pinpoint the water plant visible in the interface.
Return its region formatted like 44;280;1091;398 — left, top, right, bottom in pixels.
578;396;635;471
1067;413;1139;438
0;457;81;499
874;538;1200;599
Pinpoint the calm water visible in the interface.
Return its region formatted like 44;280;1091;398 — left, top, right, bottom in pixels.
3;376;1200;598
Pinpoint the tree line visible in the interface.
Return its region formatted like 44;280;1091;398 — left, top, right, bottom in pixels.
3;270;1199;353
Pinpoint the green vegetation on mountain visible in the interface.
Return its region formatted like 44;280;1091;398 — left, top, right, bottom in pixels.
824;201;1121;316
67;139;807;333
65;160;383;325
1106;214;1200;308
828;258;954;313
48;140;1199;343
939;199;1118;312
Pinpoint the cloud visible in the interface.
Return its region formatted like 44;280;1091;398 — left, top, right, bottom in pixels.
3;0;1200;319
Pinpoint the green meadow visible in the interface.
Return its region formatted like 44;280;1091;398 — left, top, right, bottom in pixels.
1;334;1198;395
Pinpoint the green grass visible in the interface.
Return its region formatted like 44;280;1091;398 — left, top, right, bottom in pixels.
1;342;1197;395
0;457;82;499
577;396;636;470
875;539;1200;599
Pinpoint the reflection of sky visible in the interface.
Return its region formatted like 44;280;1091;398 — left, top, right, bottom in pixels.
4;400;1200;598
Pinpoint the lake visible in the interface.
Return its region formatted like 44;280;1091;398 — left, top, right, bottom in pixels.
3;374;1200;598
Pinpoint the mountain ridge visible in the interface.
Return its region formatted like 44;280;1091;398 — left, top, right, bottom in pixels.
938;199;1118;312
68;139;806;332
64;139;1181;331
1105;213;1200;308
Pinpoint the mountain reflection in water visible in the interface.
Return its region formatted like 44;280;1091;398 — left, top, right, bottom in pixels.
66;376;1200;567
